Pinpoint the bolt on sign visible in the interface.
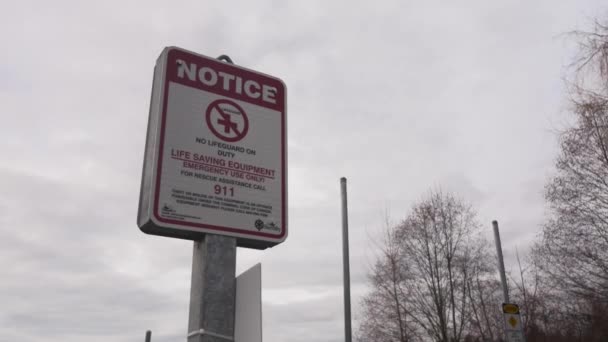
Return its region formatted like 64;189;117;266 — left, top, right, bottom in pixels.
138;47;287;249
502;303;526;342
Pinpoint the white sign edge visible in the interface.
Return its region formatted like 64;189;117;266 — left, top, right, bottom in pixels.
235;263;262;342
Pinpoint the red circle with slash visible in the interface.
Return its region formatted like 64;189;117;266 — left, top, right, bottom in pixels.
205;99;249;142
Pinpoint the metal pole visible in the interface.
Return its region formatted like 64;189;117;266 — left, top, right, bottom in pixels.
340;177;352;342
492;220;509;303
145;330;151;342
187;235;237;342
187;53;238;342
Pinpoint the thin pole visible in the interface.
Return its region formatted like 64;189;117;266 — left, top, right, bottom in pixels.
187;235;237;342
340;177;352;342
186;53;238;342
145;330;151;342
492;220;509;303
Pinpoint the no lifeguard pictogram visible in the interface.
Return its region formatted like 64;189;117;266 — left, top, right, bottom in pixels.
206;99;249;142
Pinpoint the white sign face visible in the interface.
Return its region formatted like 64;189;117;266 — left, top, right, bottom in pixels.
502;303;526;342
505;330;525;342
138;47;287;249
504;313;522;331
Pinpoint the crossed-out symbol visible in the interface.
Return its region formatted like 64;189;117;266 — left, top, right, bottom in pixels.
205;99;249;142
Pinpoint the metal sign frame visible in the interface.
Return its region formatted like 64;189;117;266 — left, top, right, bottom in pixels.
138;47;287;249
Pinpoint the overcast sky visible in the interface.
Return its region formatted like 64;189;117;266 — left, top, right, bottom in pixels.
1;1;607;342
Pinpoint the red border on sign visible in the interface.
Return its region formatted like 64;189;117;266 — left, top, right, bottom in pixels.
153;48;287;240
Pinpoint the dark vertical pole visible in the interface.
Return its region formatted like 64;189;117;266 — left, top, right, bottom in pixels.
145;330;151;342
340;177;352;342
493;220;510;303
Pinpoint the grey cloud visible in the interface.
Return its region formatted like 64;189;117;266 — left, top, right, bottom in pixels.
2;1;608;342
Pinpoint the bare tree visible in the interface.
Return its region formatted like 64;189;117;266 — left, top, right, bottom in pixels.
394;190;495;342
358;191;500;342
532;20;608;341
358;222;419;342
465;250;504;342
508;249;556;340
538;20;608;304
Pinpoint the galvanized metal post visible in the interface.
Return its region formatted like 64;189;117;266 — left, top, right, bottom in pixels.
187;53;238;342
187;235;237;342
493;220;510;303
340;177;352;342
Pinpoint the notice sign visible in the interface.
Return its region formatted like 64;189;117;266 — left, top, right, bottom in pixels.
138;47;287;249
